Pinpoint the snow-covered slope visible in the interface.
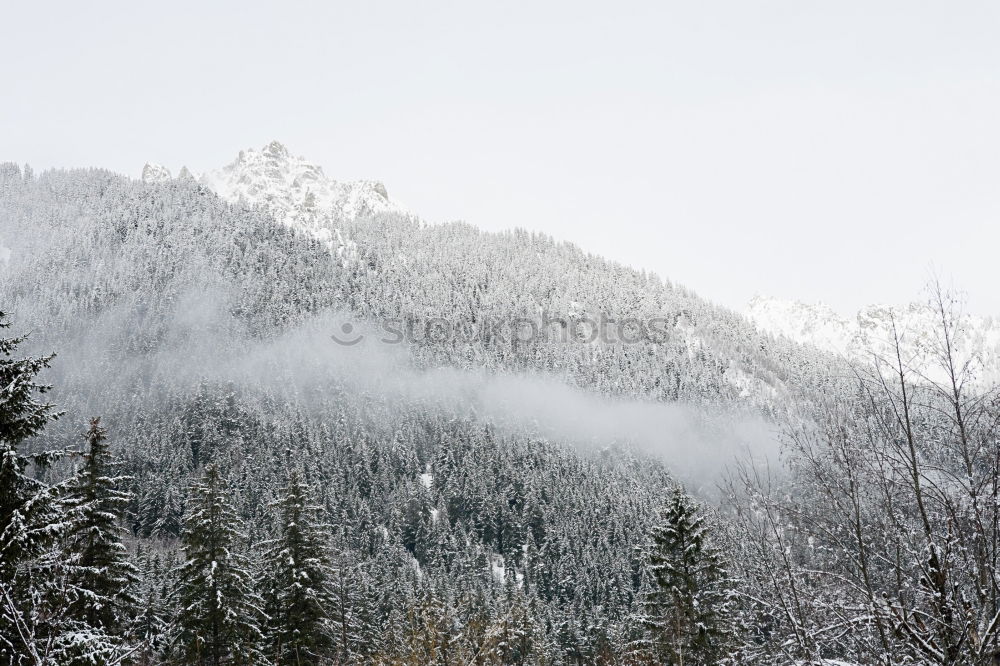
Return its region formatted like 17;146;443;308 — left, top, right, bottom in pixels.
143;141;408;246
747;295;1000;384
746;296;853;351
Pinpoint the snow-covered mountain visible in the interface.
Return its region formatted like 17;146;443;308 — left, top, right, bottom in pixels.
140;162;172;185
747;295;1000;385
142;140;408;246
746;296;853;351
135;140;1000;391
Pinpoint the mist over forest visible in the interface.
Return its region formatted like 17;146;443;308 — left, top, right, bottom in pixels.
2;155;998;666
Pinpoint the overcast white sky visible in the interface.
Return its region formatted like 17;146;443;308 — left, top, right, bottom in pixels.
2;1;998;313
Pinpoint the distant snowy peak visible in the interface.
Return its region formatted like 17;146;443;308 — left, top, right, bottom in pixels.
142;141;407;246
199;140;406;241
746;296;851;351
747;295;1000;384
141;163;172;184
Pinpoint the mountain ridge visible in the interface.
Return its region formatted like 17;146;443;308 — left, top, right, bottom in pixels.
747;294;1000;384
142;140;408;246
140;139;999;389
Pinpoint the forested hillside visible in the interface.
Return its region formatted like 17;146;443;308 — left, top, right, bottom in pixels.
3;162;998;664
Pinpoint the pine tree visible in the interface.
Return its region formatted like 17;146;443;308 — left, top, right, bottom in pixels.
171;464;265;665
133;545;172;666
0;312;63;664
63;417;139;632
263;470;337;664
640;487;732;665
328;529;365;664
486;577;537;665
154;480;184;539
0;311;60;581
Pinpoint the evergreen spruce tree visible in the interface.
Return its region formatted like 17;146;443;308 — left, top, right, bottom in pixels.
0;312;62;664
328;530;365;664
263;469;337;664
63;417;139;632
154;480;184;539
133;545;171;666
640;488;732;665
0;312;60;582
488;578;537;665
171;464;265;665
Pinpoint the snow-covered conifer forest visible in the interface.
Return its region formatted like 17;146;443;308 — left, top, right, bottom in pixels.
1;145;999;665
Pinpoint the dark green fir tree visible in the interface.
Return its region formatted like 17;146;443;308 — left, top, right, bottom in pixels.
0;312;63;664
63;417;139;632
264;469;338;664
638;487;732;665
171;464;265;665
